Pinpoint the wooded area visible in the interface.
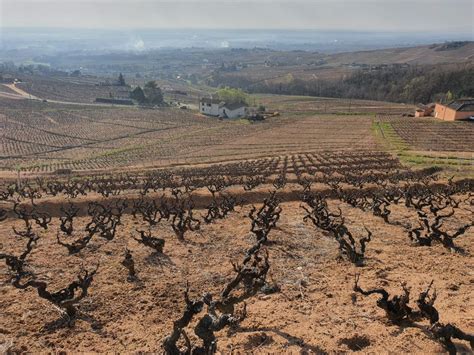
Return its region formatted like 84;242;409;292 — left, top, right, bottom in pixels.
211;64;474;104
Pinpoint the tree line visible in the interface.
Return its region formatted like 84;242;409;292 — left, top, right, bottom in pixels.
209;63;474;104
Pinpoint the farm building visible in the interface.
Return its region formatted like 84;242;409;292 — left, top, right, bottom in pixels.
199;98;248;119
434;99;474;121
199;98;222;116
220;102;248;119
415;103;435;117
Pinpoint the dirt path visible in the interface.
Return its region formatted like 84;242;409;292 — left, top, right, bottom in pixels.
0;86;27;100
0;83;117;107
3;83;39;99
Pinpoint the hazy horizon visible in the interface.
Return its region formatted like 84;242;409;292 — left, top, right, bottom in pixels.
1;0;473;33
1;28;472;58
1;27;472;36
1;0;472;61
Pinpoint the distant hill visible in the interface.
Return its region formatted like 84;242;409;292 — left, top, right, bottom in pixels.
207;42;474;104
3;40;472;105
326;41;474;66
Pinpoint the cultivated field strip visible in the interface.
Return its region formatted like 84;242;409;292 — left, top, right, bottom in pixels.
183;115;379;163
1;102;218;169
16;75;131;103
5;98;470;175
380;117;474;152
258;95;412;115
2;101;383;172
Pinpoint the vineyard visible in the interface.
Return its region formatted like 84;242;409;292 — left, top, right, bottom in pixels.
371;115;474;175
1;151;473;353
256;94;412;116
15;76;131;104
387;117;474;153
2;20;474;354
1;96;388;174
1;88;474;353
3;94;473;177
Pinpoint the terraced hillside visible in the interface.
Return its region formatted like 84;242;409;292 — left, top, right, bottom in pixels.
13;75;134;103
377;117;474;153
390;118;474;152
1;96;387;174
258;95;412;115
2;94;472;176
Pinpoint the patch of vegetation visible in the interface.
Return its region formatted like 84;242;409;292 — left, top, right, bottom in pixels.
215;87;249;105
371;121;409;151
130;81;165;106
398;152;473;167
92;145;145;159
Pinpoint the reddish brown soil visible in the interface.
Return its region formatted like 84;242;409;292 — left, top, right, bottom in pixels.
0;186;473;353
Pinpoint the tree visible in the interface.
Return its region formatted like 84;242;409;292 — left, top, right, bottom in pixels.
216;87;248;105
130;86;146;103
118;73;126;86
446;90;454;102
144;81;164;105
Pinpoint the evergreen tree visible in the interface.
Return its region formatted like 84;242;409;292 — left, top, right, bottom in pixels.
144;81;164;105
130;86;146;103
118;73;126;86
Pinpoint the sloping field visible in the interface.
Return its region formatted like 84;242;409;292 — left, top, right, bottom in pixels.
257;95;412;115
16;75;131;104
0;164;472;353
1;90;473;354
328;42;474;66
3;95;472;177
1;96;390;174
386;117;474;152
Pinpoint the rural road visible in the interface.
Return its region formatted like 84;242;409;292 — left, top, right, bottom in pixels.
4;83;40;99
0;83;118;107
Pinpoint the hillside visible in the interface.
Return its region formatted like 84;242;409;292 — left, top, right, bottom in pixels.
207;42;474;104
327;41;474;65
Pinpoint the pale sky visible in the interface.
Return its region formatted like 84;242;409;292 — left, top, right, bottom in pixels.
1;0;473;33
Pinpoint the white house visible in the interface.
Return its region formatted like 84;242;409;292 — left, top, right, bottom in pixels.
220;102;247;119
199;98;247;119
199;98;222;116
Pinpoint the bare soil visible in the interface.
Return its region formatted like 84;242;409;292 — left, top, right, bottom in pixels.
1;186;472;353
